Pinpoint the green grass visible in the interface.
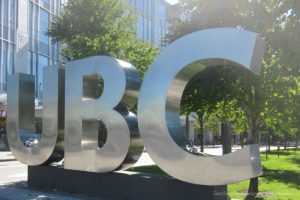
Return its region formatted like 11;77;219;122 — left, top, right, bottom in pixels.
127;149;300;200
228;149;300;200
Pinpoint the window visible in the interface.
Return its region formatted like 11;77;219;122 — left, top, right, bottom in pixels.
0;41;2;81
37;55;48;91
137;0;143;14
3;0;8;26
9;0;15;26
40;9;49;44
137;16;143;39
145;0;151;17
41;0;50;10
159;2;167;24
33;53;37;77
3;0;9;40
0;1;2;39
8;43;14;74
40;9;50;55
29;2;33;37
1;42;8;84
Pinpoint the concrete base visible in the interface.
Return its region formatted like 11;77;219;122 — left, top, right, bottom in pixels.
28;166;227;200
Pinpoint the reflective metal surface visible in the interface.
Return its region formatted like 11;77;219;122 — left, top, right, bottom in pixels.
65;56;143;172
7;66;65;165
138;28;265;185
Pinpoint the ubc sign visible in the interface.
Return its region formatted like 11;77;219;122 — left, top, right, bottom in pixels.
7;28;264;186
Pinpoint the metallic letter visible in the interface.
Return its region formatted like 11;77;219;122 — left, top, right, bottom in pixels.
138;28;265;185
65;56;143;172
7;66;65;165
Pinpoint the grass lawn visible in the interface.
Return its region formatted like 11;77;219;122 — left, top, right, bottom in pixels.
127;148;300;200
228;148;300;200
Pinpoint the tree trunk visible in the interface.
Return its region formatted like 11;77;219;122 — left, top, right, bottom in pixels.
247;123;260;196
295;133;299;152
284;132;288;150
186;115;190;143
220;122;232;199
268;129;271;152
248;177;259;196
197;112;204;152
221;122;232;155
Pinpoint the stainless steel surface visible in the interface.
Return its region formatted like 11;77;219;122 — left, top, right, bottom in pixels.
7;66;65;165
65;56;143;172
138;28;265;185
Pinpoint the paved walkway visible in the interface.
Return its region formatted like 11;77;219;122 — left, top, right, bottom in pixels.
133;145;285;167
0;145;293;199
0;185;96;200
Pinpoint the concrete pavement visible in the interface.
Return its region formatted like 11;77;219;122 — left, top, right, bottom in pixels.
0;152;99;200
0;184;96;200
132;145;284;166
0;145;289;199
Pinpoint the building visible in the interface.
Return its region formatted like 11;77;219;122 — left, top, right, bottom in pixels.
0;0;170;108
0;0;67;107
127;0;171;46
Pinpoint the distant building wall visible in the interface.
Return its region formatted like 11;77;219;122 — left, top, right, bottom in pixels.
127;0;170;46
0;0;171;108
0;0;63;107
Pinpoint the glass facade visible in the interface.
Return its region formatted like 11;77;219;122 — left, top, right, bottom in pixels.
0;0;16;91
0;0;169;105
127;0;170;46
28;0;61;102
128;0;152;42
158;1;168;46
0;0;62;105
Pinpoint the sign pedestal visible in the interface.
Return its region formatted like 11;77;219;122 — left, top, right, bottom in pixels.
28;166;227;200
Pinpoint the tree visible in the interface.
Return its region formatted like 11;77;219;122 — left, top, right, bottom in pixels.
47;0;158;78
169;0;300;196
181;65;258;151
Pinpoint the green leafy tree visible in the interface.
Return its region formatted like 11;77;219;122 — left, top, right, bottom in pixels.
181;65;258;151
170;0;300;196
47;0;158;78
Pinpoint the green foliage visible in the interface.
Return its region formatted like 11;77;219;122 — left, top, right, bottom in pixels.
47;0;158;78
171;0;300;142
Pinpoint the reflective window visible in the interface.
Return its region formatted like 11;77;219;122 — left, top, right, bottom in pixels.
8;43;14;74
29;2;34;37
40;9;49;44
33;53;37;77
3;0;8;26
41;0;50;10
130;0;154;43
0;2;2;38
128;0;169;45
159;2;166;21
137;0;143;13
9;0;15;26
0;41;2;71
34;4;39;37
137;16;144;39
27;51;32;74
27;0;61;98
3;0;9;40
158;1;168;46
1;42;8;84
37;55;48;99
